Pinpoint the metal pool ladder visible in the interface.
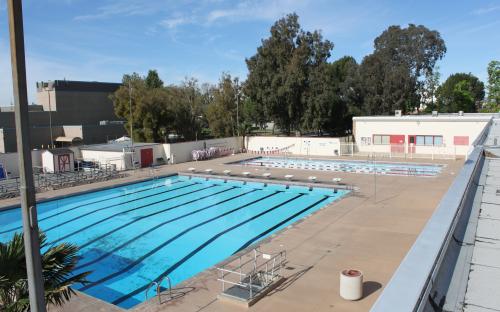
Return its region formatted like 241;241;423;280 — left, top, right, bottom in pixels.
145;275;172;304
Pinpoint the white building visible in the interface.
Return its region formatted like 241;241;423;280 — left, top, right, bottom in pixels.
79;142;164;171
352;113;496;157
41;148;75;173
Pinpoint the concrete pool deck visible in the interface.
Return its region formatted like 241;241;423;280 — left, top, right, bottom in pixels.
0;153;462;312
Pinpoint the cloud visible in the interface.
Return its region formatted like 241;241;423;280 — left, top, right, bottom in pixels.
206;0;308;24
160;16;193;29
473;5;500;15
74;0;166;21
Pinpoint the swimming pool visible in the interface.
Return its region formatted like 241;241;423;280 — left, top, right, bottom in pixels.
231;157;444;177
0;175;347;309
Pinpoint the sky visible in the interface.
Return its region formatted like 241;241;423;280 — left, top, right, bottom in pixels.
0;0;499;105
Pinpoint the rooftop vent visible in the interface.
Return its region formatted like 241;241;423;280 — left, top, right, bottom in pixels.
432;111;438;117
395;110;402;117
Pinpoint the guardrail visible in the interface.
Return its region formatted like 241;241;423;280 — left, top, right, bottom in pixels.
370;145;486;311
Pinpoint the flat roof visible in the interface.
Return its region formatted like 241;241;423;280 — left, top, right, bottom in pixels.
79;142;159;152
36;80;121;93
353;113;496;122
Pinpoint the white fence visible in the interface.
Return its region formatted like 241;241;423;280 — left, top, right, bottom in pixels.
340;143;458;160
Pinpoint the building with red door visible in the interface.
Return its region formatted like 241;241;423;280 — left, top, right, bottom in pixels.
41;148;75;173
353;112;496;157
78;141;162;171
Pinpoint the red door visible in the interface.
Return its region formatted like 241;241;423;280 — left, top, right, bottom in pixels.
408;135;416;154
140;148;153;167
58;154;71;172
390;135;405;153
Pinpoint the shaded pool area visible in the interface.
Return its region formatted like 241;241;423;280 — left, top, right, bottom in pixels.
0;175;347;309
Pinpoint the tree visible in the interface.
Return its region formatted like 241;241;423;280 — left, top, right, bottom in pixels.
145;70;164;89
421;66;441;112
245;13;334;134
436;73;485;112
482;60;500;112
361;24;446;114
205;73;238;138
0;232;89;311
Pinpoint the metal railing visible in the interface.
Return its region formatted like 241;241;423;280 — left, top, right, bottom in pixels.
370;120;494;312
217;248;286;300
145;275;172;304
339;142;459;160
0;163;124;199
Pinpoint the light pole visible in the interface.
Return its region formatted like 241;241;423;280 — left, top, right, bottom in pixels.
7;1;47;311
128;81;135;169
235;78;240;137
45;85;54;148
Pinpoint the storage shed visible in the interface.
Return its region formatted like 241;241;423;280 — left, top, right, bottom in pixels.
79;142;162;170
42;148;75;173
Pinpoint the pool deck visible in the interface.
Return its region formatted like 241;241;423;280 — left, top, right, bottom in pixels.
0;153;462;312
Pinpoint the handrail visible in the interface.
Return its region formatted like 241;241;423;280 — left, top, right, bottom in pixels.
217;248;286;299
370;145;485;312
145;275;172;304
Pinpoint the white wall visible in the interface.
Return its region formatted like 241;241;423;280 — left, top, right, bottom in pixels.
80;144;167;170
80;150;127;170
164;137;242;164
246;136;342;157
353;119;489;156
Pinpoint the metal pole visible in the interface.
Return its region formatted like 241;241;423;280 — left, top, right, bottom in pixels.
236;79;239;137
128;81;135;169
7;1;47;311
46;88;53;148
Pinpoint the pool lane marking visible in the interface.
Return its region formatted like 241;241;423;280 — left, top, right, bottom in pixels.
75;188;259;270
42;182;200;234
48;184;217;243
236;195;330;252
110;192;305;305
75;185;239;251
79;191;290;292
0;180;186;235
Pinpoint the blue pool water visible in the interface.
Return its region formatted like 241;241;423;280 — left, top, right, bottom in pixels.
231;157;443;177
0;175;347;309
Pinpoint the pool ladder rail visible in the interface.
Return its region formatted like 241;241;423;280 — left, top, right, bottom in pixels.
145;275;172;304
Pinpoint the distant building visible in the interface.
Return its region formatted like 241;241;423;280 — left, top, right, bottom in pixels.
0;80;127;153
352;112;494;156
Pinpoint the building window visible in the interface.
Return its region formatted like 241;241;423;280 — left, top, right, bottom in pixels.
415;135;443;146
373;135;390;145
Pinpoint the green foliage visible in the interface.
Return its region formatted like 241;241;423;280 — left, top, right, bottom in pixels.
421;66;441;112
360;24;446;114
436;73;485;113
112;71;205;142
244;13;333;134
482;60;500;112
205;73;239;138
0;232;89;311
145;70;164;89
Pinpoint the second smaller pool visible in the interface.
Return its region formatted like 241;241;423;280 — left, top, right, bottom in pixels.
230;157;443;177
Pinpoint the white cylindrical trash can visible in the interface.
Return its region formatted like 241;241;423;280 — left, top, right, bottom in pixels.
340;269;363;300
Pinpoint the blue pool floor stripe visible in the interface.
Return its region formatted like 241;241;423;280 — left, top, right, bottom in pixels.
110;193;305;305
43;181;199;233
49;184;216;244
79;191;287;292
236;195;330;252
75;188;258;270
75;185;239;253
0;180;185;235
